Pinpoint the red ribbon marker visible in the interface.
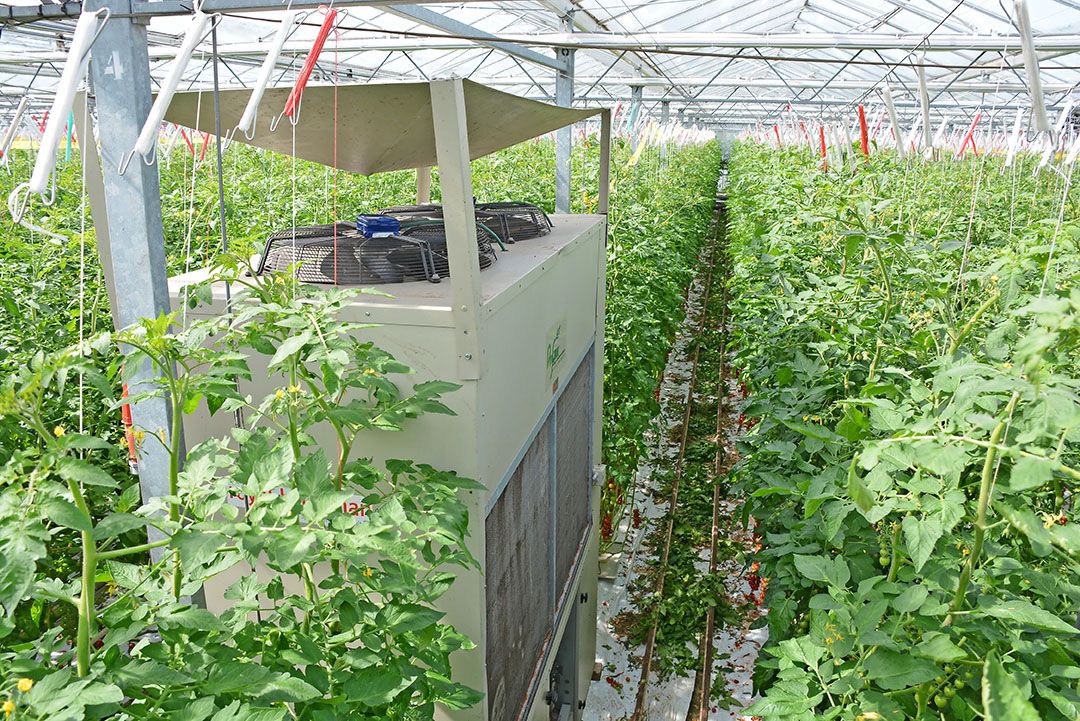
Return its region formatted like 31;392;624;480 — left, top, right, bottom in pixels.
799;120;812;149
773;124;782;146
178;126;196;156
199;131;211;162
283;7;339;118
857;105;870;157
120;384;138;475
955;111;982;158
819;125;828;171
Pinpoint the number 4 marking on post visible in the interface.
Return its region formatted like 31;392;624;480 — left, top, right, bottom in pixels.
102;51;124;81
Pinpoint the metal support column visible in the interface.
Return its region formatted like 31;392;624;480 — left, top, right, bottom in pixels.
86;0;177;546
416;166;432;204
554;13;575;215
658;101;671;157
431;78;483;381
629;84;643;149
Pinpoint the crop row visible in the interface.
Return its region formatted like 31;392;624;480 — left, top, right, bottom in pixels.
727;142;1080;719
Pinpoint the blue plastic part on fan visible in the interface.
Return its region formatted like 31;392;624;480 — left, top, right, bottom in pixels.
356;214;401;237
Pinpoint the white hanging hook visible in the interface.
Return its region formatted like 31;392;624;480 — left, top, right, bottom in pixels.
120;4;219;175
271;4;348;130
234;8;302;141
7;176;66;243
0;95;30;169
26;8;109;198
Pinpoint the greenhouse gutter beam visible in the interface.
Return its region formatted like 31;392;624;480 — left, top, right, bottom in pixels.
558;96;1064;113
537;0;656;80
385;5;567;72
2;0;503;22
499;77;1079;93
482;32;1080;52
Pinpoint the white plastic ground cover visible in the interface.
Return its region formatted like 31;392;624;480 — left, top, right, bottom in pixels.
585;256;767;721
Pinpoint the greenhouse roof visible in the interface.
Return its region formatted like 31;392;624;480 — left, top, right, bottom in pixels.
0;0;1078;130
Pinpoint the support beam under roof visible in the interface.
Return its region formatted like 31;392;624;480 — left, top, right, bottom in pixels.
481;76;1079;93
386;4;567;71
1;0;504;21
475;31;1080;52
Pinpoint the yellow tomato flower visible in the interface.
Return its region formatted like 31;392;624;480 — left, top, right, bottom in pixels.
2;700;13;717
363;369;380;377
52;425;65;438
16;679;31;693
275;389;285;400
363;566;374;577
287;385;302;394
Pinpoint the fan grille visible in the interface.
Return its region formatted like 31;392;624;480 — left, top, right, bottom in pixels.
397;220;499;269
257;223;446;284
381;201;553;244
476;201;553;241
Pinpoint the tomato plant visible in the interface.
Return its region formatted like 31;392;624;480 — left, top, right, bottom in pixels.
0;266;482;720
728;142;1080;720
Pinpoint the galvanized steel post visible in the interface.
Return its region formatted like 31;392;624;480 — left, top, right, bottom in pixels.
555;12;575;215
85;0;179;554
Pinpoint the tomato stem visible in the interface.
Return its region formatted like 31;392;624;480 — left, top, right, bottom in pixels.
945;391;1019;624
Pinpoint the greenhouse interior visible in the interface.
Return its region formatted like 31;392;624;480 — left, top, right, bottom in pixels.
0;0;1079;719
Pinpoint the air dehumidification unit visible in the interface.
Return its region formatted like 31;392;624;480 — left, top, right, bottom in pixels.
161;79;612;721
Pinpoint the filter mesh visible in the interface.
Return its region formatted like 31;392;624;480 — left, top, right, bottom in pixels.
555;350;594;605
485;422;553;721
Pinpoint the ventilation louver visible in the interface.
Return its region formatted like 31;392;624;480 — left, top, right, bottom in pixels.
256;222;495;285
485;348;595;721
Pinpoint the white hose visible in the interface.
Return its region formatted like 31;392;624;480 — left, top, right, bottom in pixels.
28;9;108;194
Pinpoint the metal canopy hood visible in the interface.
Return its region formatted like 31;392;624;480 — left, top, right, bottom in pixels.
164;79;601;175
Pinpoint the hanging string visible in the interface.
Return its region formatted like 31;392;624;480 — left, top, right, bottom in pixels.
78;96;87;437
333;12;339;287
181;88;203;327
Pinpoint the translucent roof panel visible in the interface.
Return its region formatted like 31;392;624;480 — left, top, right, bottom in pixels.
0;0;1078;130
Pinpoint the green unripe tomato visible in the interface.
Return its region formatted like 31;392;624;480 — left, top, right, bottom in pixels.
879;555;890;567
934;694;948;709
944;665;954;674
954;679;965;690
944;687;957;699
